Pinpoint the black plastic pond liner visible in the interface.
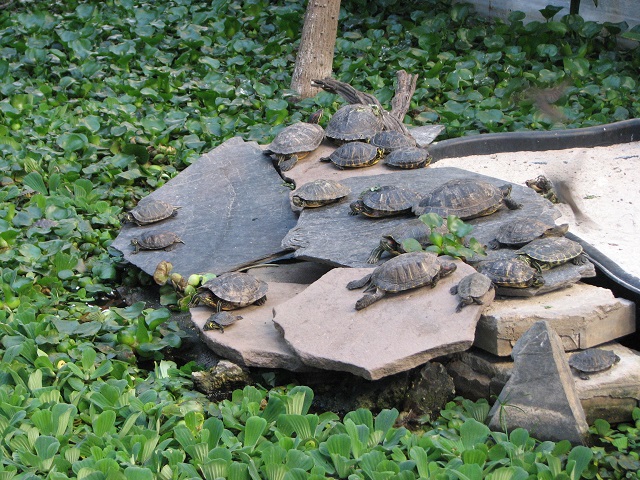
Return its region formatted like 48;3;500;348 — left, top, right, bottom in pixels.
428;119;640;295
429;118;640;161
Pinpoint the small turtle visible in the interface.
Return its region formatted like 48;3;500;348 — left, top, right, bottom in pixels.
370;131;417;153
383;147;432;170
515;236;585;271
291;179;351;208
367;218;447;264
450;272;494;312
476;258;545;288
413;178;521;219
325;104;384;144
350;185;419;218
489;220;569;249
347;251;457;310
568;348;620;380
264;110;324;171
320;141;382;169
131;231;184;253
203;311;243;333
123;199;180;226
190;272;268;311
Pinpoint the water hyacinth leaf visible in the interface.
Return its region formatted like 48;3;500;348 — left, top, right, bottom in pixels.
243;416;267;450
460;419;490;450
566;446;592;479
486;466;530;480
462;448;487;466
22;172;49;195
93;410;116;437
539;4;564;19
124;467;154;480
57;133;88;152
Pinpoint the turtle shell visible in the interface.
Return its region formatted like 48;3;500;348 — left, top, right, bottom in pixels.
292;179;351;208
131;231;184;253
477;258;544;288
413;178;521;219
384;147;432;169
203;311;243;332
367;218;445;264
125;199;180;225
197;272;268;310
325;104;384;143
569;349;620;375
321;141;381;168
265;112;324;171
515;237;584;269
450;272;493;312
490;220;569;248
350;185;419;218
370;131;417;153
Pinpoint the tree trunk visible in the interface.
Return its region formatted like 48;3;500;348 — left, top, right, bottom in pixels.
290;0;341;100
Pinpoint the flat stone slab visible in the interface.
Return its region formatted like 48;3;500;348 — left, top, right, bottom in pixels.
487;321;589;444
475;282;636;356
273;261;489;380
190;282;311;371
282;167;559;268
112;137;298;277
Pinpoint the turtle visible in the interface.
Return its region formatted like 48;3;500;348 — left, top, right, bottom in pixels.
450;272;494;312
264;110;324;171
131;231;184;254
320;141;382;169
347;251;457;310
413;178;522;219
476;258;545;288
203;311;243;333
383;147;432;170
366;218;448;264
123;199;180;226
190;272;268;311
370;131;417;153
349;185;419;218
291;179;351;208
325;103;384;144
488;220;570;249
568;348;620;380
515;236;585;271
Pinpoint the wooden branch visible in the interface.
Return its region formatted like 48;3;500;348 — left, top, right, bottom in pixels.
390;70;418;123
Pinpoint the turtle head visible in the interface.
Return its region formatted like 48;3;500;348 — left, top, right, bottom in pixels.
499;184;513;197
545;223;570;237
291;195;305;208
349;200;364;215
439;261;458;278
120;212;134;224
532;273;545;287
189;290;220;309
380;236;402;256
308;109;323;124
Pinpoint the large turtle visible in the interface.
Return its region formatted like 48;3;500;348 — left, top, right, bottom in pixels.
413;178;521;219
325;104;384;144
476;258;544;288
347;251;457;310
450;272;494;312
489;219;569;249
350;185;419;218
291;179;351;208
131;231;184;253
123;199;180;226
367;218;447;264
320;141;381;169
190;272;268;311
383;147;432;170
568;348;620;380
515;236;585;271
264;110;324;171
370;131;417;153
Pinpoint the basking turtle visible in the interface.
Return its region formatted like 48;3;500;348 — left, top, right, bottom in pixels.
320;141;381;169
370;131;417;153
190;272;268;311
123;199;180;226
450;272;494;312
131;231;184;253
413;178;521;219
489;220;569;249
476;258;544;288
568;348;620;380
325;104;384;144
264;110;324;171
291;179;351;208
350;185;419;218
515;236;585;271
347;251;457;310
203;311;243;333
383;147;432;170
367;218;447;264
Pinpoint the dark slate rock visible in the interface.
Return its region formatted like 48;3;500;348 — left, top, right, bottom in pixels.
281;167;560;268
112;137;298;277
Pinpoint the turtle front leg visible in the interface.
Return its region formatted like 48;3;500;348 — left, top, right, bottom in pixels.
278;155;299;172
355;288;386;310
347;273;373;290
367;244;385;264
